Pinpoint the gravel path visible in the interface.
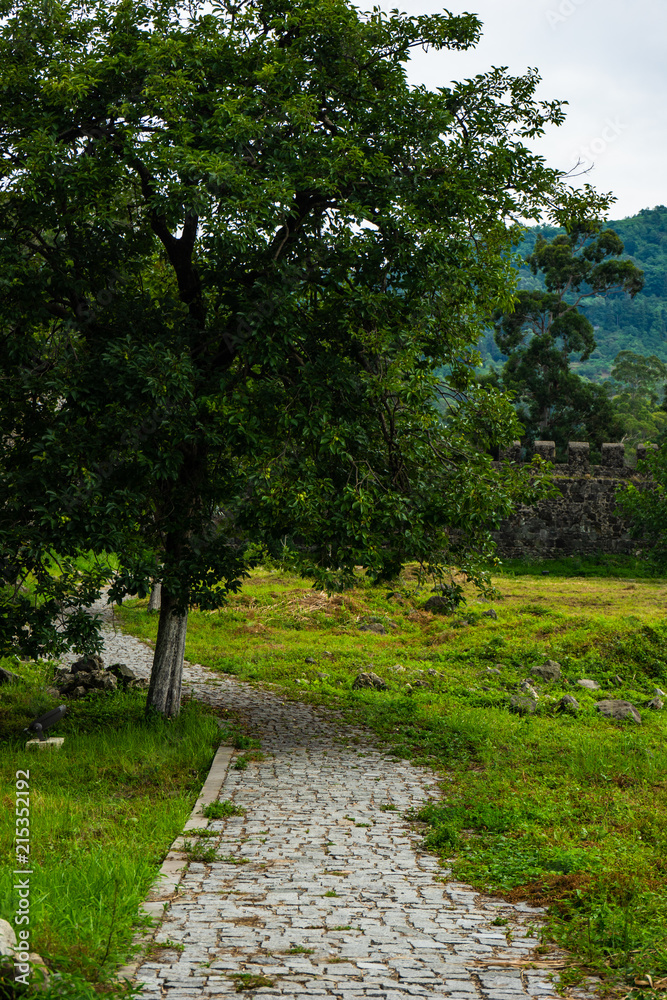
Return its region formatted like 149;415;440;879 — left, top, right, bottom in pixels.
67;601;593;1000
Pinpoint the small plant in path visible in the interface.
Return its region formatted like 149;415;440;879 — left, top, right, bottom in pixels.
182;841;218;863
233;752;264;770
202;799;246;818
229;973;275;992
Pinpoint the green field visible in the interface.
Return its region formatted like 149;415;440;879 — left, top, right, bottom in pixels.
0;675;229;998
118;560;667;994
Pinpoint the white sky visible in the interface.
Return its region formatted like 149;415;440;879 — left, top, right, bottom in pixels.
383;0;665;221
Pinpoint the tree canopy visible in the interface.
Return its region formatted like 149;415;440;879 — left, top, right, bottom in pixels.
491;225;643;458
0;0;611;713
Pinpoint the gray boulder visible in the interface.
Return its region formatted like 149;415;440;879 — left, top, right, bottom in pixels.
509;695;537;715
70;655;103;674
519;680;539;699
482;609;498;619
531;660;561;681
577;679;600;691
358;622;387;634
646;697;663;710
557;695;580;714
423;596;452;613
595;700;641;724
352;671;388;691
0;918;16;957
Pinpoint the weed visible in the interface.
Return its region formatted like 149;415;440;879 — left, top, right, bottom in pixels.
229;973;275;992
323;890;339;898
285;946;314;955
233;752;264;770
491;917;509;927
202;800;246;819
218;854;250;865
233;734;261;750
182;841;218;863
147;939;185;955
379;803;398;811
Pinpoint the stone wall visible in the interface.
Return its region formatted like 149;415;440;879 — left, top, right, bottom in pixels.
492;440;654;560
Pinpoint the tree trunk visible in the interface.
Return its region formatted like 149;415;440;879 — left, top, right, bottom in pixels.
147;581;162;612
145;587;188;717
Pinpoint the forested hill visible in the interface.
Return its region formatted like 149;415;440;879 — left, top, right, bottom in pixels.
479;205;667;381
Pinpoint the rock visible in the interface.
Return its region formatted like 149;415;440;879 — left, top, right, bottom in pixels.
486;667;501;676
541;570;550;575
577;679;600;691
654;687;666;697
316;672;330;680
481;608;498;619
404;683;413;694
304;657;316;664
295;678;310;686
519;681;539;699
352;671;388;691
531;660;561;681
557;695;580;714
612;675;624;686
595;700;642;724
107;662;138;684
358;623;387;634
427;668;437;676
423;596;452;613
70;655;103;674
45;686;61;698
0;918;16;957
130;677;150;689
509;695;537;715
27;952;50;990
70;686;88;699
0;665;20;685
412;679;430;689
646;697;663;710
391;665;406;673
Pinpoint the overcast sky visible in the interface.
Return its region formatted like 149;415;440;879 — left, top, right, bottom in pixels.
381;0;665;221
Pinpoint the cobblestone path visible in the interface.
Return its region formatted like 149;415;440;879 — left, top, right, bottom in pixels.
71;604;584;1000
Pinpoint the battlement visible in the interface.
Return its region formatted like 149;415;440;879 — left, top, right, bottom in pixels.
498;440;657;475
492;441;656;559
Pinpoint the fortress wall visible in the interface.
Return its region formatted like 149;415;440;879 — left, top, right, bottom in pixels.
491;441;653;560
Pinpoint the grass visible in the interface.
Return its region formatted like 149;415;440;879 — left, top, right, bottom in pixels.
117;556;667;993
0;660;230;998
202;800;246;819
229;973;275;992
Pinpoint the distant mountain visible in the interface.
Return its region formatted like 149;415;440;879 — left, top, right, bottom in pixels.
477;205;667;382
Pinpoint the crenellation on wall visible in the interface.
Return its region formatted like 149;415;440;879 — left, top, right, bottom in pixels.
492;441;650;558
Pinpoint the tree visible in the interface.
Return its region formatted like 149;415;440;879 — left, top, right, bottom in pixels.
606;351;667;453
492;225;644;457
616;446;667;567
0;0;610;714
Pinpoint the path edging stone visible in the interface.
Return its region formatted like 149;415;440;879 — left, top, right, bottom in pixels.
116;740;234;983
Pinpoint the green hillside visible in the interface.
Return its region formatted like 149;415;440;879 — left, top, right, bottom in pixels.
478;205;667;382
